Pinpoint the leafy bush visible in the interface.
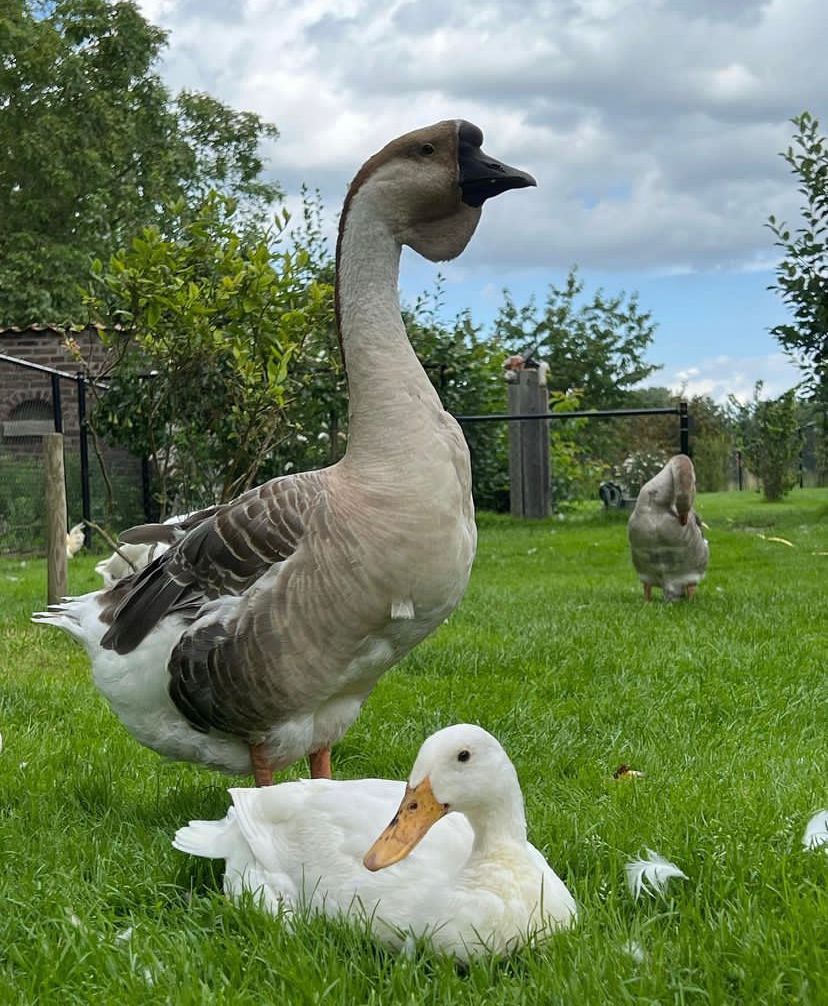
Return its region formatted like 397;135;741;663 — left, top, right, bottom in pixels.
615;450;668;495
730;385;801;501
79;194;332;514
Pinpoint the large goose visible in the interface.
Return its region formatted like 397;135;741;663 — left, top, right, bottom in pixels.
34;121;535;784
627;454;709;601
173;724;577;960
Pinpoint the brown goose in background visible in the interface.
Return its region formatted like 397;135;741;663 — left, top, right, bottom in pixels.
34;121;536;785
627;454;709;601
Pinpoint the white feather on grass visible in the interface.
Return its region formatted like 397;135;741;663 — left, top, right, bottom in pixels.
625;849;688;898
622;939;646;962
803;810;828;851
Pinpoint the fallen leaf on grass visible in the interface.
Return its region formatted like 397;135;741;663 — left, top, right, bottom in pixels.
613;764;645;780
626;849;687;898
757;533;795;547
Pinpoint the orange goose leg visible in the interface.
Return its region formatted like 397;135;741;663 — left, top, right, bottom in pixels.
250;743;274;787
643;582;652;602
686;584;697;600
309;747;332;779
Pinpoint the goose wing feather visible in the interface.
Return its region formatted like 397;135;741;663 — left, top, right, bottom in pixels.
117;505;223;547
99;471;330;735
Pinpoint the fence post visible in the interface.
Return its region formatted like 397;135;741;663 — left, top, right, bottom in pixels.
507;367;550;518
50;372;63;433
76;373;92;548
507;379;523;517
679;400;689;456
141;456;154;522
44;432;68;605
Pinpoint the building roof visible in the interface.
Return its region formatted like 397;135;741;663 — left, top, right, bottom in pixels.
0;324;104;338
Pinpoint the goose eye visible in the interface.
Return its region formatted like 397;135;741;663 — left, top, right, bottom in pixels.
420;142;435;156
407;800;418;811
457;749;470;763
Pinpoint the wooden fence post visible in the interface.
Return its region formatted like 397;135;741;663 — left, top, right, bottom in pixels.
44;432;68;605
507;367;550;518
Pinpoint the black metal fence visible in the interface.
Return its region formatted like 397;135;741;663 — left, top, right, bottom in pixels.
457;402;691;453
1;349;823;555
0;353;146;555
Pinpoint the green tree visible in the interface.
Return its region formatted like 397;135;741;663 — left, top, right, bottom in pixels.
492;269;661;500
768;113;828;400
493;268;659;407
767;112;828;481
0;0;279;324
685;394;734;492
260;189;345;477
620;388;734;492
79;194;333;514
405;287;511;511
729;384;801;502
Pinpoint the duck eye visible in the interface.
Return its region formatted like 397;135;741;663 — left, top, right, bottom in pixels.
457;749;470;763
420;142;435;156
407;800;418;811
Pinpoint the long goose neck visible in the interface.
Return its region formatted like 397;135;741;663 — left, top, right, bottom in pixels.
335;191;443;468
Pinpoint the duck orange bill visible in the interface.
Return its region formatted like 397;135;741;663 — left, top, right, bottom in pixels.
363;778;449;872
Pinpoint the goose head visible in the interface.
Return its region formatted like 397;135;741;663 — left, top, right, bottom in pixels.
343;120;536;262
363;724;526;871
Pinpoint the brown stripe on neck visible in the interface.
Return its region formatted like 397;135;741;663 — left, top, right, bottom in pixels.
334;138;409;366
333;122;458;368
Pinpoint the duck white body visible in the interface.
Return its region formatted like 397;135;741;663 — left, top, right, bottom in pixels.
173;725;576;960
627;454;709;601
33;122;535;781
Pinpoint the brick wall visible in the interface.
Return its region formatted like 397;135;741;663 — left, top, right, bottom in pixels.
0;326;145;526
0;326;112;450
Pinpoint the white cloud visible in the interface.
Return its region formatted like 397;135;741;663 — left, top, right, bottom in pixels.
136;0;827;275
666;352;802;402
133;1;820;397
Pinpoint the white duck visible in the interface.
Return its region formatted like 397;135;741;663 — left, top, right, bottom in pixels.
627;454;709;601
173;724;577;961
34;121;535;784
93;512;207;587
65;522;85;559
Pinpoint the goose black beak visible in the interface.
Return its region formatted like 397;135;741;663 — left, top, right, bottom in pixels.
459;144;536;207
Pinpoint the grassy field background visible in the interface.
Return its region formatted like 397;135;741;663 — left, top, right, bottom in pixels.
1;489;826;1004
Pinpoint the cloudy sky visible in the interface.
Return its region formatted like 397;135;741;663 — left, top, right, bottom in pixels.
139;0;826;401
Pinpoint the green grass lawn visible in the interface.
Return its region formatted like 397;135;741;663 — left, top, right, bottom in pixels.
1;490;826;1004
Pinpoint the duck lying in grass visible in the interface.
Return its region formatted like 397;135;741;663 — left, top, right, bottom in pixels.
173;724;576;961
627;454;709;601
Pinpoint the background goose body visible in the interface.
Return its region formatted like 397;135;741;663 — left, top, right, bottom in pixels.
34;121;535;780
173;725;576;960
627;454;709;601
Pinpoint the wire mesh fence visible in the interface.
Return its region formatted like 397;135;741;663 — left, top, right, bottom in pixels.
0;355;145;556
